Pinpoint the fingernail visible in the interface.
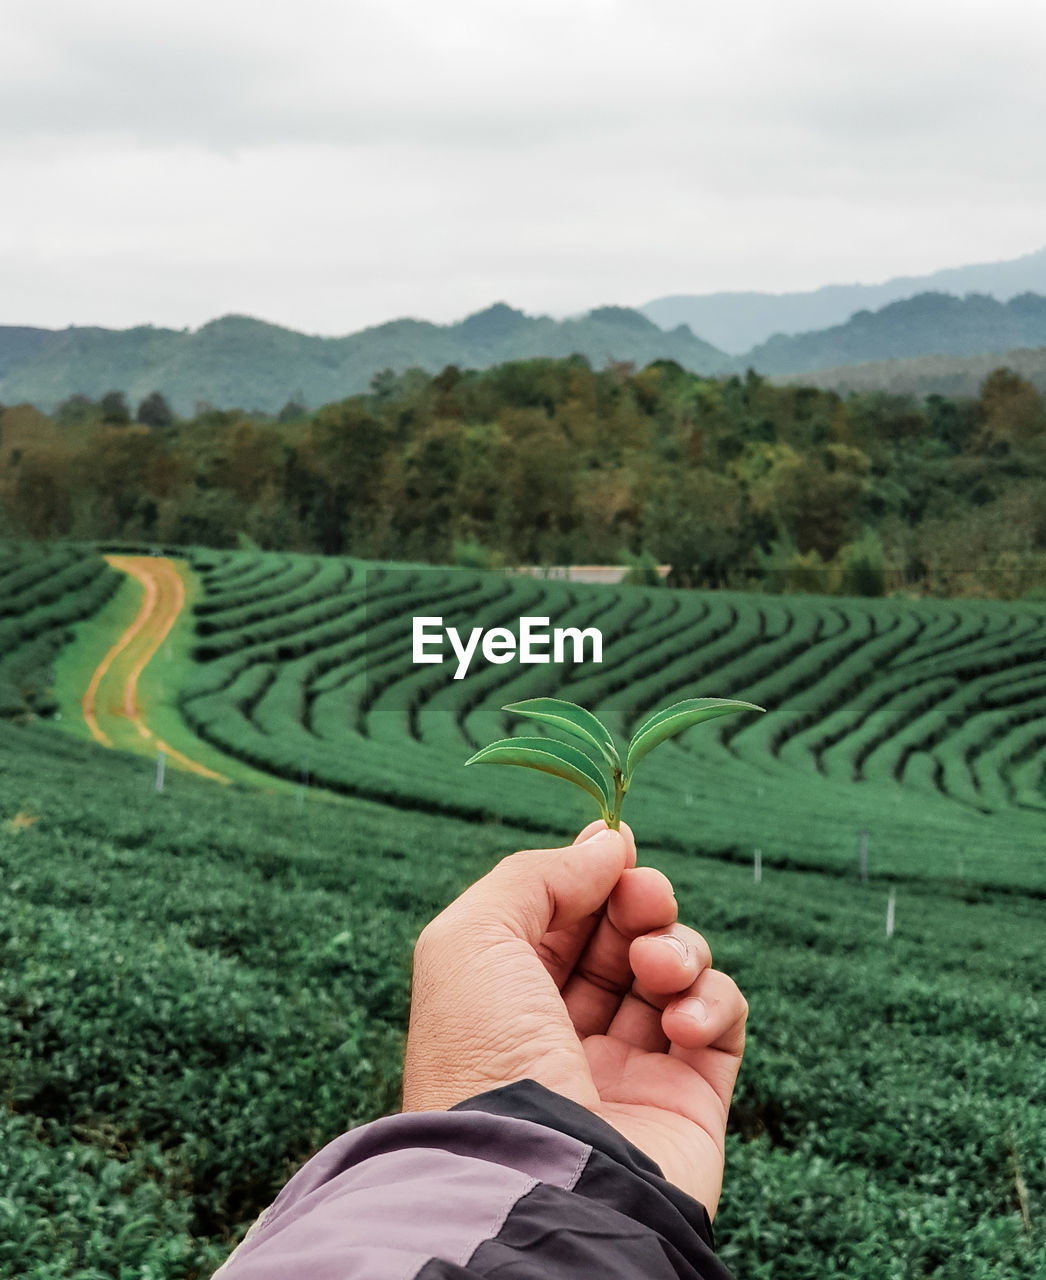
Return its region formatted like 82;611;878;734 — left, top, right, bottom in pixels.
677;997;708;1024
656;935;689;961
579;827;615;845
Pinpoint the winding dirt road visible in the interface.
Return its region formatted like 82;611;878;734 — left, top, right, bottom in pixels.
82;555;229;782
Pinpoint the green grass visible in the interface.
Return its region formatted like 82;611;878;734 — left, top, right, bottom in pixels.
50;565;140;749
136;560;307;791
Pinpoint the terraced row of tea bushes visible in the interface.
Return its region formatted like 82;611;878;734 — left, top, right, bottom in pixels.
0;544;118;720
194;558;355;637
181;563;598;824
2;718;1043;1279
191;552;324;614
177;550;1046;893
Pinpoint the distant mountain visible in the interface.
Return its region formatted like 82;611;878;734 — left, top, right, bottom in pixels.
6;289;1046;418
743;291;1046;375
640;246;1046;352
776;347;1046;401
0;326;54;376
0;304;731;416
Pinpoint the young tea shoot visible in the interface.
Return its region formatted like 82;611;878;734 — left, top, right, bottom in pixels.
464;696;765;829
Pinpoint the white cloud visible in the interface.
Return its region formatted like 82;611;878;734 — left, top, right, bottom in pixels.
1;0;1044;332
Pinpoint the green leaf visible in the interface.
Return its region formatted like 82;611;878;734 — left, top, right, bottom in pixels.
502;697;620;770
625;698;765;782
465;736;612;819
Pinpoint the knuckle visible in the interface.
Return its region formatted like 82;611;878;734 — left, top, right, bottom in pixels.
414;914;448;959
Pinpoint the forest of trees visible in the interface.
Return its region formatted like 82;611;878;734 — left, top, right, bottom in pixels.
1;356;1045;599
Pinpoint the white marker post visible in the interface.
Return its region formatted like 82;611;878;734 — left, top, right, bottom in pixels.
885;889;896;938
155;751;166;794
754;848;762;884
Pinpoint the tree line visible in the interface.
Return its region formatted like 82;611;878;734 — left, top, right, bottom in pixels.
1;356;1044;599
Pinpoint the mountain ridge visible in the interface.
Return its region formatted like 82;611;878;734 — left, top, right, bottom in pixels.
640;246;1046;352
0;304;731;416
745;290;1046;375
4;290;1046;416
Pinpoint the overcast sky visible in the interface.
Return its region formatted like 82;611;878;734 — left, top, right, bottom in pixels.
2;0;1044;335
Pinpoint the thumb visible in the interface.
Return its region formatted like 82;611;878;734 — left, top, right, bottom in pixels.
456;827;630;944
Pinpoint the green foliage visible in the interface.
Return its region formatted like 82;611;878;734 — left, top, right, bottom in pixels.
839;526;887;597
621;548;665;587
624;697;762;778
0;546;119;720
466;734;615;821
54;394;100;428
136;390;174;429
501;696;621;769
451;537;502;570
3;357;1046;598
99;391;130;426
757;528;888;597
468;696;762;828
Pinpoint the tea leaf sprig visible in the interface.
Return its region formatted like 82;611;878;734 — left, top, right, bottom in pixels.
464;696;764;829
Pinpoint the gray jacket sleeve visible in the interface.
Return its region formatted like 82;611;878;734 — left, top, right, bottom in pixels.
214;1079;735;1280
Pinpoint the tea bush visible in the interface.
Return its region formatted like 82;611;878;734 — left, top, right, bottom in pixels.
0;544;1043;1277
177;550;1046;891
0;545;118;720
2;719;1043;1278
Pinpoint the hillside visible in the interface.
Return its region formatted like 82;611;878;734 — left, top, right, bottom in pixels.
777;345;1046;400
641;245;1046;352
7;292;1046;415
745;291;1046;375
0;304;732;416
2;355;1044;600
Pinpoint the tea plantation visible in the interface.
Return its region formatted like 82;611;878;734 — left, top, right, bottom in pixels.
0;544;1043;1279
177;547;1046;892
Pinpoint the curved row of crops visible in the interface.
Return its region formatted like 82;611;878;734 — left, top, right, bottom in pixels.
178;550;1046;891
0;544;119;720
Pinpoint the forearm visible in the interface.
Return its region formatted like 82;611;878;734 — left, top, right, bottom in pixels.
214;1080;734;1280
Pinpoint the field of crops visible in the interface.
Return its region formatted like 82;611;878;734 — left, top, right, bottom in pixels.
0;544;118;722
178;548;1046;892
1;542;1044;1279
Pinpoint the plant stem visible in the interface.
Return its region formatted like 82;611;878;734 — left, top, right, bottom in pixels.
609;768;626;829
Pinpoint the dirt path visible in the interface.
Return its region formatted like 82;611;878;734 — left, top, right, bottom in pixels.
82;555;229;782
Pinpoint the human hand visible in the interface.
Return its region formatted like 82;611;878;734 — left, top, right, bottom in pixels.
401;821;747;1215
